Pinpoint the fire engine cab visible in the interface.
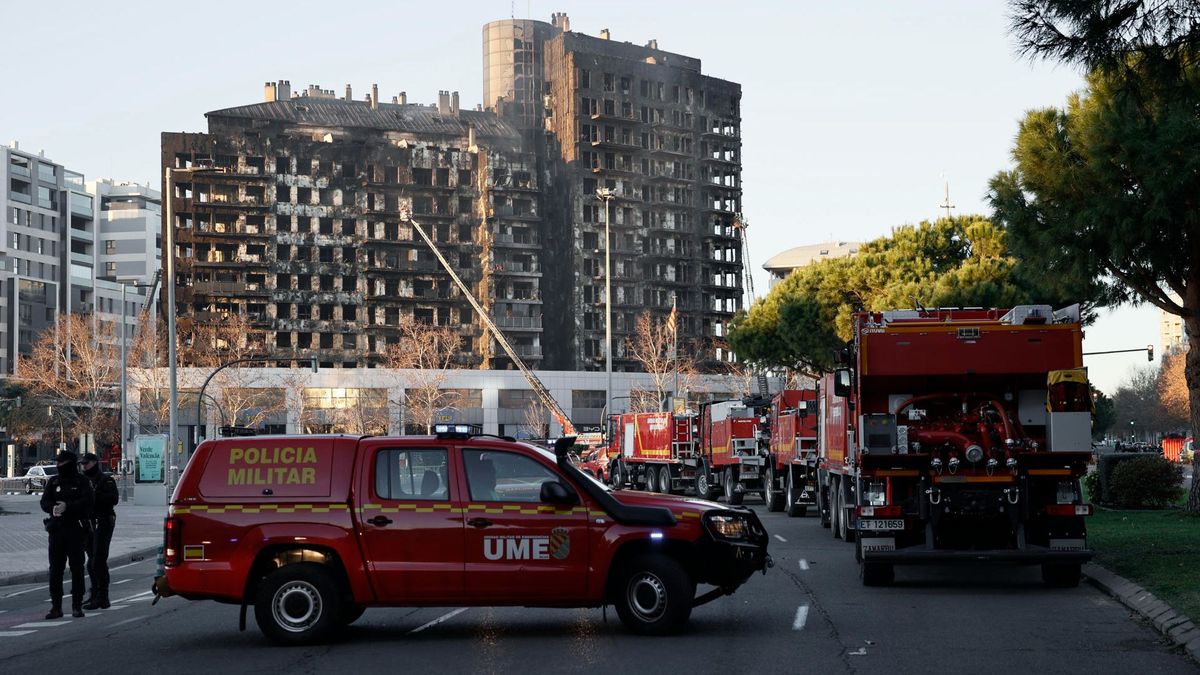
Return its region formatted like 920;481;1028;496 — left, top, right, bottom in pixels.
155;427;770;643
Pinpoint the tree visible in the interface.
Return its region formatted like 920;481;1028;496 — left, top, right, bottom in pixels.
988;55;1200;511
182;314;282;433
1158;347;1190;426
625;311;700;411
18;313;120;446
1092;387;1117;440
728;216;1062;371
382;317;461;433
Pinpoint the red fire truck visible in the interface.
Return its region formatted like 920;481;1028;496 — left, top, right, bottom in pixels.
605;412;700;494
763;389;820;517
817;305;1095;586
696;401;766;506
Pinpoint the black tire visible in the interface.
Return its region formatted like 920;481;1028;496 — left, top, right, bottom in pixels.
723;467;744;506
614;554;694;636
254;563;341;645
659;466;672;495
861;561;894;586
765;467;784;512
841;488;856;544
832;481;844;540
785;470;805;518
695;464;718;500
644;466;658;492
610;461;624;489
26;481;34;495
1042;563;1081;588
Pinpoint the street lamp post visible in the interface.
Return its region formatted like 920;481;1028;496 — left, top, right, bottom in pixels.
596;188;615;422
118;281;154;502
195;356;317;445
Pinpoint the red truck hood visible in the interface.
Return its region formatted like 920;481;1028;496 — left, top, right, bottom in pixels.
609;489;725;516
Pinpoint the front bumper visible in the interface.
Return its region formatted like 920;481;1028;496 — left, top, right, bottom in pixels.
694;508;771;586
858;540;1094;566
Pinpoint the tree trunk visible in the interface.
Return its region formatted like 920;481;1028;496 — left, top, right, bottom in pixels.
1185;313;1200;512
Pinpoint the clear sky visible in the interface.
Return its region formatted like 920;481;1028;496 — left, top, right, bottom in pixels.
0;0;1159;392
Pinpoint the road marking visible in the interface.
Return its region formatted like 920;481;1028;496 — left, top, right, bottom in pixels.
13;621;71;628
849;648;868;656
112;579;132;586
107;615;146;629
112;590;154;603
110;561;148;573
4;586;46;599
409;608;468;634
774;534;787;543
792;605;809;630
799;559;810;571
0;631;35;637
99;604;128;611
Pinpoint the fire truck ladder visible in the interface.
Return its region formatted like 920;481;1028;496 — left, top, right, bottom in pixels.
403;212;576;436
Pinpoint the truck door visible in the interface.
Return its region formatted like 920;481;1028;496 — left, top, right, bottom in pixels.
460;448;589;602
357;444;465;602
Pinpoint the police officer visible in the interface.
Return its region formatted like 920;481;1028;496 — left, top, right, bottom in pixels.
40;450;94;619
81;452;117;610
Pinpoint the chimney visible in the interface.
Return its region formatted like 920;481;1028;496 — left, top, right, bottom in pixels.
345;83;352;100
647;39;658;50
371;83;379;109
468;125;477;152
437;90;450;115
599;28;610;40
264;81;277;102
278;80;292;100
399;91;407;105
561;14;570;31
391;96;398;104
450;91;460;115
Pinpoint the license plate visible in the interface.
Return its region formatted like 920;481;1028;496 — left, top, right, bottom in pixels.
858;519;904;531
1049;538;1086;551
860;538;895;553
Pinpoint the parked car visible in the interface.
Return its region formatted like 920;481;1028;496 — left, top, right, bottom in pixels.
21;465;57;494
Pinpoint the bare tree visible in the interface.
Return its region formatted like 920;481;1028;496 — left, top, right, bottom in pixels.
381;317;462;433
626;311;700;411
19;313;120;446
1158;347;1191;428
183;314;280;432
279;369;319;434
127;315;171;434
521;398;548;440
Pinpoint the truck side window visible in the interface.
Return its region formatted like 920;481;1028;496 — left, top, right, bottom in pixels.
374;449;450;501
463;450;559;503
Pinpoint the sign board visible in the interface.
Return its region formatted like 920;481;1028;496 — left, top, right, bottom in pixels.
434;408;457;424
134;434;167;482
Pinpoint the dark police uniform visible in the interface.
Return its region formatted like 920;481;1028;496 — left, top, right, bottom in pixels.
82;453;118;609
40;452;94;618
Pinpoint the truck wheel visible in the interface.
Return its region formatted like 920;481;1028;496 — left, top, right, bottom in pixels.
1041;563;1081;588
765;467;784;512
610;461;623;489
832;481;843;539
644;467;658;492
785;470;805;517
254;563;341;645
659;466;672;495
839;490;856;543
861;562;894;586
695;466;717;501
614;554;694;636
724;468;744;506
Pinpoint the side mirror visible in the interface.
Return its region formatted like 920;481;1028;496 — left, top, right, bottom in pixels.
540;480;579;505
833;369;853;398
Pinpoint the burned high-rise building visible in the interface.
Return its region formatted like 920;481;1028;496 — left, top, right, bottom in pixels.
163;84;546;369
165;14;742;373
486;14;745;370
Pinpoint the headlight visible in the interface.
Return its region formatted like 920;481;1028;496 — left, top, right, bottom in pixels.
705;513;750;540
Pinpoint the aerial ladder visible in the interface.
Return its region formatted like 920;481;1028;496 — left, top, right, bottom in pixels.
401;211;576;436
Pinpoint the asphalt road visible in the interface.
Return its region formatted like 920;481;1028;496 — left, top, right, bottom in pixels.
0;507;1193;674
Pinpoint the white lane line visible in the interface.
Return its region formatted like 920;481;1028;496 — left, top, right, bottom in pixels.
0;631;35;637
106;615;147;629
849;648;868;656
112;579;132;586
774;534;787;543
799;559;810;571
3;587;46;599
792;605;809;630
13;621;71;628
109;560;150;573
111;590;154;604
98;604;128;611
408;608;468;634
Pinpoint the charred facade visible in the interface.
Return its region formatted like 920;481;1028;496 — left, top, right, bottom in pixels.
487;15;744;370
163;87;546;369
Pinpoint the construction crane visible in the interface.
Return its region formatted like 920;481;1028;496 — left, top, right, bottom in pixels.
734;214;755;303
401;211;576;436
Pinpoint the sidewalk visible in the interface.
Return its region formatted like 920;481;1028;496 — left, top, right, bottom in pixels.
0;490;167;586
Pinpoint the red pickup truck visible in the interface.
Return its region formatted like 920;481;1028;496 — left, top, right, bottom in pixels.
156;428;770;644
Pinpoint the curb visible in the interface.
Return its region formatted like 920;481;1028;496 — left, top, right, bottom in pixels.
0;545;161;588
1084;563;1200;666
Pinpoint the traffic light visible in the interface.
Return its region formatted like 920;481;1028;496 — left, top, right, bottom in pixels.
1147;345;1154;362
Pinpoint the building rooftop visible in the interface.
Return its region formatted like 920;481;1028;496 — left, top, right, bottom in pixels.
763;240;862;274
206;97;522;141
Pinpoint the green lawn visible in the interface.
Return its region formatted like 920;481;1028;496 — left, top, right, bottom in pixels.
1087;507;1200;622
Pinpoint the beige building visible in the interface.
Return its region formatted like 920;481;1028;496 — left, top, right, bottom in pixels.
762;240;861;287
1161;291;1186;353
